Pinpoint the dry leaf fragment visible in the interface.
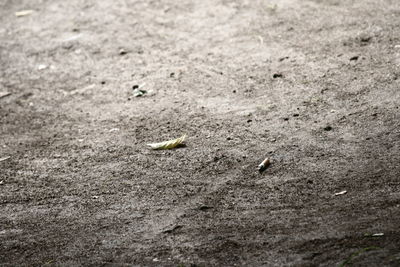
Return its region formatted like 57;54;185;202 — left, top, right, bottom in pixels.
147;134;186;150
37;64;47;70
15;10;34;17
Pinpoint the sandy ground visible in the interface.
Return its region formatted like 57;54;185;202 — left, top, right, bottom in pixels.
1;0;400;266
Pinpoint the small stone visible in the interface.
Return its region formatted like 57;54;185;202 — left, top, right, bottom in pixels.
324;126;333;131
293;113;299;117
119;48;128;55
350;56;359;61
273;73;283;78
360;36;372;43
283;117;289;121
199;205;213;211
38;64;47;70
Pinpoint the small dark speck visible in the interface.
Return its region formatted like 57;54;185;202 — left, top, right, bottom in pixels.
247;119;252;123
132;85;139;89
293;113;299;117
127;98;131;101
350;56;359;61
199;205;213;211
283;117;289;121
273;73;283;78
232;90;236;93
361;36;372;43
119;49;128;55
324;126;333;131
101;81;106;85
226;137;232;140
170;72;175;78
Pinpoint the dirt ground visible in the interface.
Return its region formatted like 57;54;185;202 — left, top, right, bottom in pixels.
1;0;400;266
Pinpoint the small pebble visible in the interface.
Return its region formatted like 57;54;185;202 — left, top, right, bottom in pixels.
119;48;127;55
38;64;47;70
350;56;359;61
360;36;372;43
